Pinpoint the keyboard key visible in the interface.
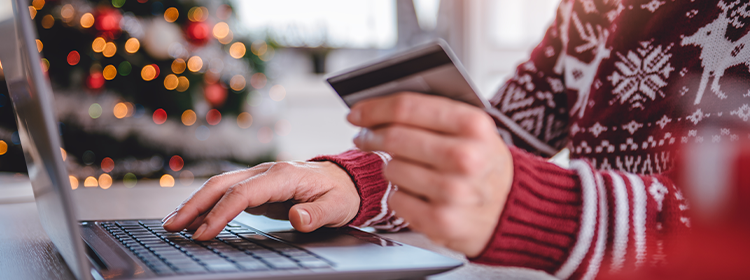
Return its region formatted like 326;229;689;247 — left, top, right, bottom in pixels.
261;257;300;269
205;263;240;272
298;259;331;268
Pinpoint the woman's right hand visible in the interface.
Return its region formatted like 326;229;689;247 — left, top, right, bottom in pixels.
161;161;360;241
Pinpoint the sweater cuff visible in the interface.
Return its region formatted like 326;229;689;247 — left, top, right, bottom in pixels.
469;147;583;275
310;150;390;227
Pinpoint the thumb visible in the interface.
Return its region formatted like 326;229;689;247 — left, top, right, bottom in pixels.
289;197;355;232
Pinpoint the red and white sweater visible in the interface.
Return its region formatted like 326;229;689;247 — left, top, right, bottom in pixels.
313;0;750;279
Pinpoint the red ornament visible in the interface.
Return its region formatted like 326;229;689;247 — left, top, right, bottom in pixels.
153;109;167;125
204;83;228;107
95;8;122;39
87;72;105;90
185;21;210;46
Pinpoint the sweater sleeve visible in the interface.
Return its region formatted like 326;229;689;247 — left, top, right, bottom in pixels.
469;146;690;279
309;150;408;231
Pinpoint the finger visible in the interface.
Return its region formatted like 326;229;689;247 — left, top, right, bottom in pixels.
264;201;296;220
289;193;359;232
383;158;461;204
192;172;296;240
388;190;439;241
348;92;493;137
355;124;475;172
244;204;269;216
163;164;272;232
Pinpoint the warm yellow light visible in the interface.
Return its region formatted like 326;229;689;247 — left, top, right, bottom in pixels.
35;39;43;52
218;30;233;44
230;75;246;91
229;42;246;59
0;140;7;155
251;40;268;56
260;48;275;61
103;65;117;80
160;174;175;187
188;7;208;22
80;13;95;28
61;4;75;20
176;76;190;92
60;147;67;161
99;174;113;189
171;59;186;74
113;102;128;119
69;176;78;190
32;0;44;10
29;6;37;20
212;22;229;39
141;65;157;81
237;112;253;129
92;37;105;52
84;176;98;187
164;7;179;23
251;73;267;89
181;110;197;126
41;58;50;72
187;56;203;72
41;14;54;29
164;74;179;90
102;42;117;58
269;85;286;101
125;38;140;54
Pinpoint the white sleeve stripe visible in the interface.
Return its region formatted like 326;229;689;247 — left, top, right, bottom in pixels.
608;172;629;272
582;173;608;280
625;173;647;267
555;160;597;279
360;151;393;228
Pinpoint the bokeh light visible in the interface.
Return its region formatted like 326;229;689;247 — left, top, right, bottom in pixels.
229;42;246;59
29;6;37;20
258;126;273;143
181;109;196;126
123;173;137;188
275;119;291;136
217;30;233;44
260;48;275;61
89;103;103;119
251;40;268;56
35;39;43;52
81;13;95;28
153;108;167;124
125;38;140;53
160;174;175;187
69;175;78;190
92;37;105;52
102;42;117;58
212;22;229;39
112;0;125;8
82;150;96;165
101;157;115;172
41;58;50;72
164;74;179;90
103;65;117;80
113;102;128;119
187;56;203;72
124;102;135;117
229;75;246;91
87;72;104;89
250;73;267;89
180;170;194;186
67;51;80;65
41;14;54;29
169;155;184;171
84;176;98;187
0;140;7;155
141;64;158;81
269;85;286;101
99;174;113;189
237;112;253;129
188;7;208;22
32;0;44;10
118;61;132;76
60;147;67;161
171;58;186;74
164;7;179;23
195;125;210;141
176;76;190;92
206;109;221;125
61;4;74;21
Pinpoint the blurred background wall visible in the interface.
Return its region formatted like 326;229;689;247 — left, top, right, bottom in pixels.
0;0;558;187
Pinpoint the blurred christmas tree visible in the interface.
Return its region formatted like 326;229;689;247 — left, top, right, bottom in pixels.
0;0;284;187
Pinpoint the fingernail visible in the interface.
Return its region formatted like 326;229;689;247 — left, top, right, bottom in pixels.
348;109;361;124
162;214;176;228
162;210;177;223
298;209;311;226
192;223;208;240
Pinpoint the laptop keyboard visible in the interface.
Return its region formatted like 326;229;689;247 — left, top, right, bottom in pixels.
100;220;332;275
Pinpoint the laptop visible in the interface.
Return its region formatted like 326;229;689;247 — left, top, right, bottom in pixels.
0;0;462;279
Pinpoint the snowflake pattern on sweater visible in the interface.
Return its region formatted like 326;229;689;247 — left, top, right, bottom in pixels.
314;0;749;279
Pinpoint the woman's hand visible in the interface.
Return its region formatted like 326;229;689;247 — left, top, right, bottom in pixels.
350;92;514;257
162;161;360;241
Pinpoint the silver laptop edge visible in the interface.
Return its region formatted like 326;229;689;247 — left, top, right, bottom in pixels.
3;1;462;279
